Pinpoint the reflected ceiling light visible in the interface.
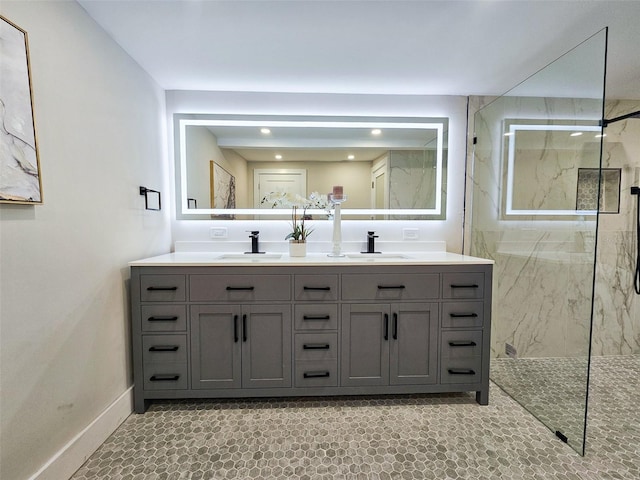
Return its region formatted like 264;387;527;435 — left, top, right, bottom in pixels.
275;154;283;160
347;154;355;160
503;132;514;136
260;128;271;134
595;133;607;138
570;132;583;137
371;128;382;135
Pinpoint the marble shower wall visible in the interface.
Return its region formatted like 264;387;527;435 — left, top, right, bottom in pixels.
388;150;438;210
592;100;640;355
467;96;640;359
468;95;601;360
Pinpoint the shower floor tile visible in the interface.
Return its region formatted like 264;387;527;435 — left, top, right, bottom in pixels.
70;355;639;479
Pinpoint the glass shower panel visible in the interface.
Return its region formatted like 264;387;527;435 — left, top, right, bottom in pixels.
469;29;607;455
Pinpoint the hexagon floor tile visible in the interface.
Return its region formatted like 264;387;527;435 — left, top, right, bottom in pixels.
70;355;639;479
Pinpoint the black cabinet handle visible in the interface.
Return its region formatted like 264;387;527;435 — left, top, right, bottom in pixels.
448;341;477;347
377;285;406;290
226;286;255;291
303;371;330;378
303;286;331;291
449;313;479;318
303;343;330;350
233;315;239;343
149;374;180;381
147;286;178;291
242;314;247;342
147;316;178;322
450;284;479;289
148;345;179;352
447;368;476;375
392;313;398;340
303;315;331;321
384;313;389;341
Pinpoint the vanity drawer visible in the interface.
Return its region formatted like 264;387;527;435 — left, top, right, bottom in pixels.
294;275;339;301
189;274;291;302
295;333;338;362
294;304;339;331
295;361;338;387
140;275;186;302
141;305;187;332
143;364;188;390
341;273;439;301
441;302;484;328
441;273;485;299
142;335;188;364
440;357;482;384
441;331;483;359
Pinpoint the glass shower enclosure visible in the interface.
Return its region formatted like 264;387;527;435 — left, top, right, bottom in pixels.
468;29;608;455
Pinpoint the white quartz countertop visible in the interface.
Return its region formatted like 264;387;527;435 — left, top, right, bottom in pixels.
129;251;494;267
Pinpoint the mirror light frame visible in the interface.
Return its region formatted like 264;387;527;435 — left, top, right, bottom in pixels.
176;115;445;218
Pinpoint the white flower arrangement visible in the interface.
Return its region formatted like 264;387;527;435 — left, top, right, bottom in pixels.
260;191;333;241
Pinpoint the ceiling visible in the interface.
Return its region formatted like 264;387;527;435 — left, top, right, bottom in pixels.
77;0;640;99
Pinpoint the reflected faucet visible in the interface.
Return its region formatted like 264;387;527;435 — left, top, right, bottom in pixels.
246;231;264;254
363;231;380;254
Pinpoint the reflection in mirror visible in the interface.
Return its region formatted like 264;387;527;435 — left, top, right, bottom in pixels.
175;115;448;219
504;121;602;216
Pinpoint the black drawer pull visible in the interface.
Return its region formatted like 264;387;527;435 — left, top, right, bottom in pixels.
146;286;178;291
303;286;331;291
303;343;330;350
303;371;330;378
303;315;331;321
447;368;476;375
149;374;180;381
233;315;239;343
378;285;406;290
242;314;248;342
226;286;255;291
147;316;178;322
148;345;179;352
448;341;477;347
449;313;479;318
450;284;479;289
392;313;398;340
384;313;389;341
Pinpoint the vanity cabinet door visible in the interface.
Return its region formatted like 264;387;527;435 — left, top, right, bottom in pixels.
190;305;242;389
341;304;390;387
242;304;292;389
389;303;438;386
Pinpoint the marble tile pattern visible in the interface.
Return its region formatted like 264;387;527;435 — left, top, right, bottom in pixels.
70;355;639;480
468;97;640;359
388;150;437;210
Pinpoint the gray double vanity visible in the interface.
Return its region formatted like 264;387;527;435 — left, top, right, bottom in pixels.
130;252;493;413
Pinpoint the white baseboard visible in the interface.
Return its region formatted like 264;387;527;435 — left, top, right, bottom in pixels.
28;387;133;480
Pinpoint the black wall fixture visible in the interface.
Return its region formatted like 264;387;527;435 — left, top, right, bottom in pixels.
139;186;161;211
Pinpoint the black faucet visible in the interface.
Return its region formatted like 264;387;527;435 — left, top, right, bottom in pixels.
246;231;264;254
362;231;380;254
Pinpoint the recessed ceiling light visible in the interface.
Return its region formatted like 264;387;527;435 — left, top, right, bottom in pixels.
347;154;355;160
275;154;282;160
371;129;382;135
261;128;271;134
570;132;583;137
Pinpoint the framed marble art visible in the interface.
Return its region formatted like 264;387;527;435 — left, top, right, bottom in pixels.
0;15;42;204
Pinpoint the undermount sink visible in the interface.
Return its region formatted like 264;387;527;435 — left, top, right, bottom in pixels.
218;253;283;260
345;253;409;259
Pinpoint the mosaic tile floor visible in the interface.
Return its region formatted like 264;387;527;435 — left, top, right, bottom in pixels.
71;355;639;480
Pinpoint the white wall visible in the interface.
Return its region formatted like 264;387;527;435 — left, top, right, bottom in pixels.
166;91;469;252
0;2;171;479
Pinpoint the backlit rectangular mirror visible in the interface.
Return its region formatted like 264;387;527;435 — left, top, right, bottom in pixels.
174;114;448;220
